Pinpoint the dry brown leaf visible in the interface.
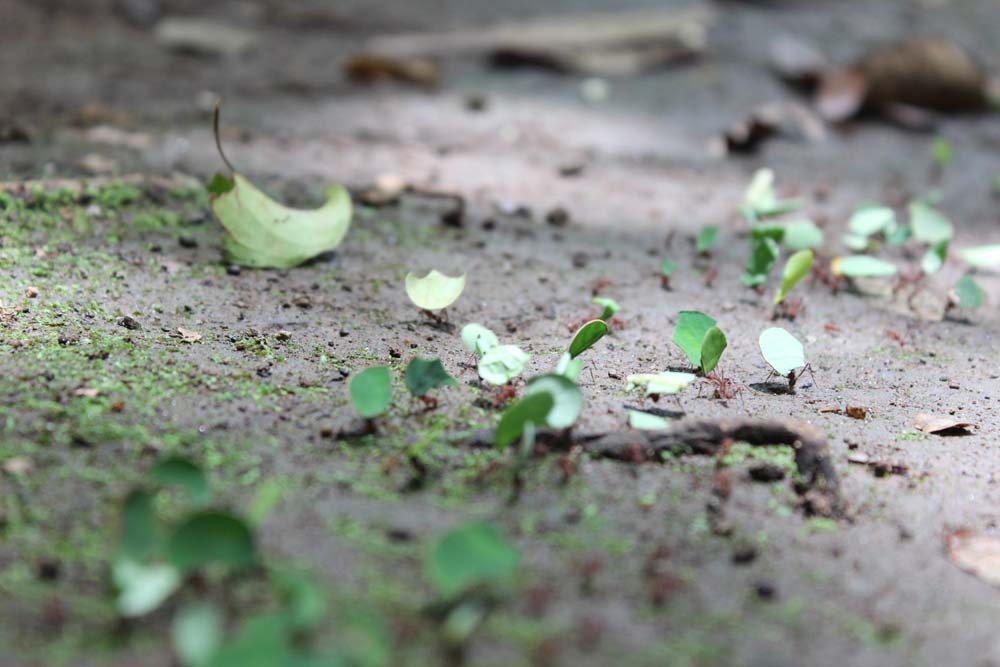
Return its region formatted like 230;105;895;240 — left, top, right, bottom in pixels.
177;327;202;343
912;413;975;435
2;456;33;476
946;529;1000;587
817;37;989;122
845;405;868;420
345;55;440;87
362;8;712;76
72;387;100;398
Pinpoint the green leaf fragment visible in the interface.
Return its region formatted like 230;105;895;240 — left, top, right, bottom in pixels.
555;351;582;381
166;511;256;573
832;255;898;278
173;603;223;667
672;311;716;367
781;220;824;251
627;372;696;395
211;174;351;269
426;521;520;599
349;366;393;418
696;226;719;254
699;326;727;374
404;270;466;311
495;392;553;448
759;327;805;376
930;136;953;168
568;319;608;358
591;296;620;320
848;206;895;237
404;358;456;397
151;456;210;506
478;344;530;385
460;323;498;356
206;173;235;196
119;489;159;562
952;275;985;309
775;249;813;304
742;236;779;287
113;558;181;617
921;240;948;274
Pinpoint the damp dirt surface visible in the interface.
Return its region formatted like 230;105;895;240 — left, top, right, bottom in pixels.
2;1;1000;666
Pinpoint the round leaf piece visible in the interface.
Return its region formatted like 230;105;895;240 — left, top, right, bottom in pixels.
166;510;256;573
759;327;805;377
405;270;466;311
478;345;530;386
349;366;393;418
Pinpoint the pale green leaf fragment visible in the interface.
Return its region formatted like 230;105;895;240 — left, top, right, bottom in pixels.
525;374;583;429
349;366;392;418
696;226;719;254
591;297;620;321
759;327;805;376
478;345;530;385
628;410;670;430
405;270;466;311
555;352;582;381
460;323;498;356
426;522;520;599
848;206;895;237
921;240;948;274
113;558;181;617
627;371;696;395
173;604;223;667
832;255;898;278
842;233;871;252
909;201;953;244
781;220;824;250
952;275;985;309
211;174;351;269
959;245;1000;269
775;249;813;304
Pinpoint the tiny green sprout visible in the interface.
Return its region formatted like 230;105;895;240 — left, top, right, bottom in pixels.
775;249;813;304
672;311;726;374
930;136;953;170
592;297;620;321
949;274;985;311
478;344;530;385
909;201;953;245
696;226;719;254
460;323;498;356
959;244;1000;269
405;270;466;312
831;255;898;278
660;258;677;289
568;319;608;358
349;366;393;419
404;358;456;401
759;327;807;393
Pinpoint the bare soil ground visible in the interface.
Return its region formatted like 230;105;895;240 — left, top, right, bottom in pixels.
2;1;1000;666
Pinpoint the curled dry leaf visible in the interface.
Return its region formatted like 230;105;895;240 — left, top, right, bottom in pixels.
345;55;440;87
817;37;989;122
912;413;975;435
946;529;1000;587
845;405;868;420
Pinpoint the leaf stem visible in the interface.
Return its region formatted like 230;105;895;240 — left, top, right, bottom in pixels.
213;101;237;174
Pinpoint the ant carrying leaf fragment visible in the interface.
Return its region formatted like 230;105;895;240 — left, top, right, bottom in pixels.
758;327;812;393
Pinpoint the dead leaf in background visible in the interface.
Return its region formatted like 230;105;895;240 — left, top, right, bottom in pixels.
2;457;33;476
362;8;713;76
912;413;975;435
817;37;989;122
946;529;1000;587
845;406;868;420
177;327;202;343
345;55;440;87
155;17;257;58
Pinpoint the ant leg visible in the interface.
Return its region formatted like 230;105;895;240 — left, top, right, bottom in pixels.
802;363;817;388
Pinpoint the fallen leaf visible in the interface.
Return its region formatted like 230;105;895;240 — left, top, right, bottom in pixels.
177;327;202;343
73;387;100;398
912;413;975;435
210;174;352;269
2;456;33;476
847;452;870;465
363;8;713;76
845;405;868;420
946;529;1000;587
817;37;989;122
155;17;257;58
346;55;440;86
